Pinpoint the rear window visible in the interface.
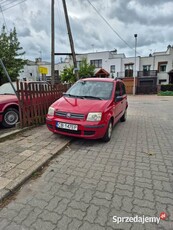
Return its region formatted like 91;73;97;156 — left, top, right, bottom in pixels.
0;82;49;95
0;82;16;95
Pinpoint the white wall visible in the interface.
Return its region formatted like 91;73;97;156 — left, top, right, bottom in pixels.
140;56;154;70
19;63;51;81
20;46;173;84
19;65;38;81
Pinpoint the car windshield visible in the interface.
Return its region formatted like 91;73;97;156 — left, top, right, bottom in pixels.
65;80;114;100
0;82;16;95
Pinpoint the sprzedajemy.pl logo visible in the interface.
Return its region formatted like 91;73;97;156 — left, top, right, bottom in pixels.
113;213;167;225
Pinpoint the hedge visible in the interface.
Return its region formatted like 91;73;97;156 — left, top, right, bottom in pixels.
160;84;173;91
158;91;173;96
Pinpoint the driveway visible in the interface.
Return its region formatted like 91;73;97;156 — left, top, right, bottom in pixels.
0;95;173;230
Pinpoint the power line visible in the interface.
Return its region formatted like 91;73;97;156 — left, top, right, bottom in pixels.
0;4;8;31
0;0;7;4
1;0;21;8
86;0;134;51
56;0;70;51
0;0;21;8
1;0;26;12
56;0;67;38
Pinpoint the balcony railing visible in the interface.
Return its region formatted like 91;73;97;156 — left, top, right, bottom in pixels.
138;70;157;78
117;70;157;78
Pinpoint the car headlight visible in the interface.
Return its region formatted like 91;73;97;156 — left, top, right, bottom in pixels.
47;106;55;116
87;112;102;121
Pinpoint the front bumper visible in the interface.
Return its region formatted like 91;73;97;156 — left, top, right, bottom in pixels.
46;116;107;139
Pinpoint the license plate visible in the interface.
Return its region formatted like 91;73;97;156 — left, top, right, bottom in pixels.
56;122;78;130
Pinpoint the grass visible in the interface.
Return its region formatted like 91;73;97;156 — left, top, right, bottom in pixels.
158;91;173;96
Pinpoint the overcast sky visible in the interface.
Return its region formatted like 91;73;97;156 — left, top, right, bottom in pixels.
0;0;173;62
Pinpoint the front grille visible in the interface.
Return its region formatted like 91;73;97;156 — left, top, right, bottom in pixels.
55;111;85;120
56;127;81;135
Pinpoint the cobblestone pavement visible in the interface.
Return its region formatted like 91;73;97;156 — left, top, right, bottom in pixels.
0;95;173;230
0;126;71;200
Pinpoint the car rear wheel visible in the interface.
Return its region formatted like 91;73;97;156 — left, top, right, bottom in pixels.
2;108;19;128
120;109;127;122
102;120;113;142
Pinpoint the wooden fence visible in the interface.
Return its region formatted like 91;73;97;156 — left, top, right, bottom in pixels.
16;81;70;128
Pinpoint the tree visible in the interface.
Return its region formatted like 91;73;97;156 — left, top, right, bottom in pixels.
0;25;26;85
60;58;95;83
60;65;76;83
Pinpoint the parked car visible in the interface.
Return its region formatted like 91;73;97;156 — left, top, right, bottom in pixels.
46;78;128;142
0;81;49;128
0;82;19;128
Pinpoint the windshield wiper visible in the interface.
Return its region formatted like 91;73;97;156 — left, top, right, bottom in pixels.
0;93;15;95
63;93;84;99
81;95;103;100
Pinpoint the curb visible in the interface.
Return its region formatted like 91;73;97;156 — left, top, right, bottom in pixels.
0;126;35;143
0;137;72;204
0;124;73;203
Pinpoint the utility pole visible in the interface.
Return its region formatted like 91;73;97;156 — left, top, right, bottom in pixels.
51;0;55;85
133;34;137;96
62;0;78;79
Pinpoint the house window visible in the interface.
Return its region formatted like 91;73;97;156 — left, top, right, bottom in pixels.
90;59;102;68
143;65;151;72
159;79;167;84
125;64;133;77
110;65;115;73
158;62;167;72
159;65;166;72
143;65;151;76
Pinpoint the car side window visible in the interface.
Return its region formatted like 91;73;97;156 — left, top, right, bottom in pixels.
115;82;121;97
121;82;126;95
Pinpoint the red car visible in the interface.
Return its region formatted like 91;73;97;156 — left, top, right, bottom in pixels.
0;81;50;128
46;78;128;142
0;82;19;128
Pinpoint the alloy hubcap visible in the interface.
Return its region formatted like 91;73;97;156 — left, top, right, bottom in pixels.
108;122;112;138
4;111;18;125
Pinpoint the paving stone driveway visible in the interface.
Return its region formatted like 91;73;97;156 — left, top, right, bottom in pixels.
0;95;173;230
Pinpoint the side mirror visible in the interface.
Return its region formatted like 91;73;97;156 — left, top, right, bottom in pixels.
115;95;123;102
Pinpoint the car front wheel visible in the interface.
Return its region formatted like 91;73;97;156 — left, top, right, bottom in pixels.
102;120;113;142
2;108;19;128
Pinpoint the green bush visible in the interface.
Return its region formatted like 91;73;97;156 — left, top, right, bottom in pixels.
160;84;173;91
60;58;95;83
158;91;173;96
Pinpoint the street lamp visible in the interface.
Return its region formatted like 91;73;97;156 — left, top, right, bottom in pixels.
51;0;55;85
133;34;137;95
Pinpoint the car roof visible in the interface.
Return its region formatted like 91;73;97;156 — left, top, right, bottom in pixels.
79;77;124;83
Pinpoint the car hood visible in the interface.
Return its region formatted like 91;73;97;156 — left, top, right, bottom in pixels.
0;94;18;103
51;96;111;114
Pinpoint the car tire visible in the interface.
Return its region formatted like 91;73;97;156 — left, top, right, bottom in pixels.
120;109;127;122
2;108;19;128
102;120;113;142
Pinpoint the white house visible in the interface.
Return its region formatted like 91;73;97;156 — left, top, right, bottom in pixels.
139;45;173;85
19;45;173;89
